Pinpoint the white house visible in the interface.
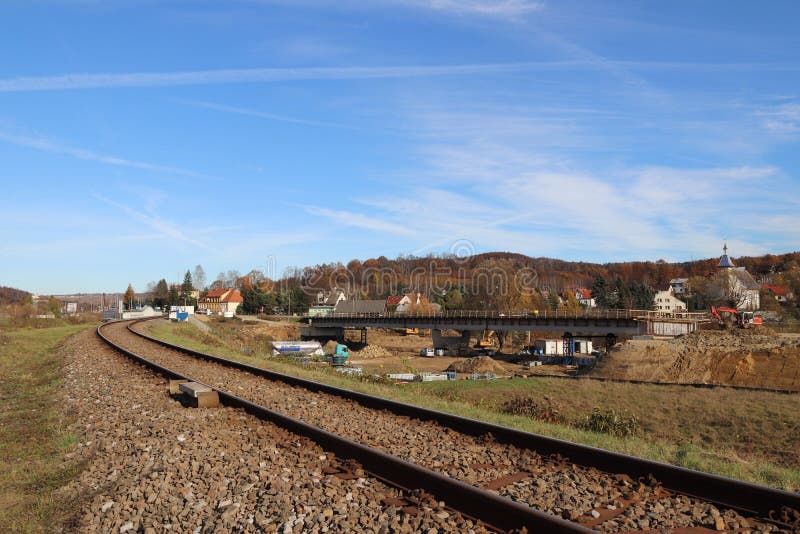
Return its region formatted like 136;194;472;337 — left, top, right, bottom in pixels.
317;288;347;307
574;288;596;308
669;278;689;295
387;293;423;313
709;245;760;311
653;288;686;312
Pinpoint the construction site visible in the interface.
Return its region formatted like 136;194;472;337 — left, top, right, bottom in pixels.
186;312;800;391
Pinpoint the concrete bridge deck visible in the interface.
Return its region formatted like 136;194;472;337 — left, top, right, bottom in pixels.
306;309;708;337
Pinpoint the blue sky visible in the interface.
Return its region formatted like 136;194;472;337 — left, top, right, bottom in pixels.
1;0;799;294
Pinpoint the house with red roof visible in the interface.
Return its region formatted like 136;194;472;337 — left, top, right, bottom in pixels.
386;293;439;313
762;285;792;303
199;288;243;314
573;288;596;308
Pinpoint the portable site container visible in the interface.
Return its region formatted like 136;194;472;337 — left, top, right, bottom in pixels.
421;372;456;382
336;366;363;376
573;339;593;354
469;373;496;380
533;339;566;355
387;373;418;381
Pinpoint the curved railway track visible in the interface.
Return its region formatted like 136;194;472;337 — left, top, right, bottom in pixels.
98;319;800;532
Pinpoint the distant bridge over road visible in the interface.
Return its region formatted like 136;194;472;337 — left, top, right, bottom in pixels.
303;309;709;345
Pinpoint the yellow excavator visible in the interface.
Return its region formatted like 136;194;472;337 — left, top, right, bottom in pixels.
476;330;496;348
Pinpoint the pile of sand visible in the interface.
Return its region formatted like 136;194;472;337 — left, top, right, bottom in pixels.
322;340;339;354
446;356;505;374
592;328;800;390
352;345;393;359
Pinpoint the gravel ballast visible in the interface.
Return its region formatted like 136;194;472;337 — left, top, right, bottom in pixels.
100;320;790;532
61;328;490;533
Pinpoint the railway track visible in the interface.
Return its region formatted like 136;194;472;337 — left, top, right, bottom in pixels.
99;319;800;532
98;320;581;533
70;329;492;532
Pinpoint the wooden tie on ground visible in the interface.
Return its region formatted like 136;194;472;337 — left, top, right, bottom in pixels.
169;379;219;408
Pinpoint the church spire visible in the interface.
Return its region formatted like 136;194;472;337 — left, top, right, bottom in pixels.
717;242;735;269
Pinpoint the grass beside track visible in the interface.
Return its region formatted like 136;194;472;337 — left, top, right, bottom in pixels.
147;321;800;492
0;323;93;532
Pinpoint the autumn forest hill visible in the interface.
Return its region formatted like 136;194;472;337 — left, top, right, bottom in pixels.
278;250;800;296
1;250;799;308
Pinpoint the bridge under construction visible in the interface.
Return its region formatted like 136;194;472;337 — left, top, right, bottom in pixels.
302;309;709;347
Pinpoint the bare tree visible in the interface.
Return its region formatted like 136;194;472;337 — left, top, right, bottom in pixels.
193;264;206;291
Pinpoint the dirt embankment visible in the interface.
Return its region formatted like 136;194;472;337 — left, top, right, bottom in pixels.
229;320;301;345
592;329;800;390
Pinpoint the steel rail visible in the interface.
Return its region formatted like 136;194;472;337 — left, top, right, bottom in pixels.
124;318;800;525
97;321;587;533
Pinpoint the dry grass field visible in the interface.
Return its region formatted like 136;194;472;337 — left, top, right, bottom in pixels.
0;323;93;532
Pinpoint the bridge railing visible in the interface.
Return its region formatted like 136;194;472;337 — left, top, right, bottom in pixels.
308;308;710;322
628;309;710;322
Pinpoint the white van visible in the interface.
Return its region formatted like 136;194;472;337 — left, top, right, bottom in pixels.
420;347;435;357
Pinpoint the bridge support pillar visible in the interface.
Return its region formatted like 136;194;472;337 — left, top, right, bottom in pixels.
301;326;344;342
432;329;471;353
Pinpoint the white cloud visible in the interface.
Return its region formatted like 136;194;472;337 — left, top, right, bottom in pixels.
320;109;793;260
306;206;416;236
390;0;543;17
0;130;210;178
93;194;206;247
758;102;800;134
181;100;361;130
0;63;555;93
6;60;797;94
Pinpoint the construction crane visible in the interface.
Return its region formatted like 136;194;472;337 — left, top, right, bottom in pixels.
710;306;763;329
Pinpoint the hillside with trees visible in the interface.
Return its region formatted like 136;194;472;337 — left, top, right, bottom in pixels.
0;286;31;305
139;251;800;317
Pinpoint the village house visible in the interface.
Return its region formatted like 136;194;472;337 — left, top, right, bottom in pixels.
387;293;422;313
762;285;792;304
709;245;760;311
573;288;596;308
669;278;689;295
653;287;686;312
316;287;347;307
199;288;243;315
386;292;440;314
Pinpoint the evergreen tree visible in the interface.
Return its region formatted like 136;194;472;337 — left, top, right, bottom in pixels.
124;284;136;310
546;291;560;311
591;276;610;308
632;282;656;310
179;271;198;306
615;277;631;309
240;285;277;314
153;279;169;308
167;284;180;307
181;270;193;298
